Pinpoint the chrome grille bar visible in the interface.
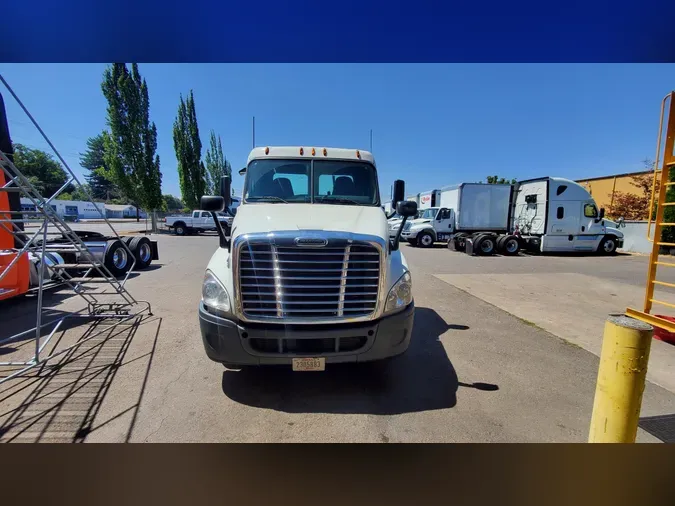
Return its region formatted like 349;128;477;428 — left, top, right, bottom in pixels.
338;245;351;317
271;243;283;317
234;232;384;323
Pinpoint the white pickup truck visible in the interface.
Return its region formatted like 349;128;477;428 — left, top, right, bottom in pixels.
197;146;418;371
165;210;232;236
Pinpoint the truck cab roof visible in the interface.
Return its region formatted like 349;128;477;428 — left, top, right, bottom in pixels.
247;146;375;165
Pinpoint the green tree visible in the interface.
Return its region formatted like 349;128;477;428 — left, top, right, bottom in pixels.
12;143;71;197
100;63;163;224
486;175;517;184
173;90;206;208
163;194;184;211
79;132;123;202
204;130;231;195
59;184;98;202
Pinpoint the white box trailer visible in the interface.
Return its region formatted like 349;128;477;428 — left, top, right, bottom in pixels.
418;189;441;210
440;184;512;231
402;177;625;255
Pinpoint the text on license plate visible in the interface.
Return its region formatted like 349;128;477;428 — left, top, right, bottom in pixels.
292;357;325;371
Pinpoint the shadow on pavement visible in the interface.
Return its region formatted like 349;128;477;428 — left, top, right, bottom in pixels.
0;314;161;443
221;307;497;415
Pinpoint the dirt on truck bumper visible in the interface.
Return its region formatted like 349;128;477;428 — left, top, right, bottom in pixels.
199;302;415;366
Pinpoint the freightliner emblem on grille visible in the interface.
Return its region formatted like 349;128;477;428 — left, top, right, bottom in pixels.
294;237;328;247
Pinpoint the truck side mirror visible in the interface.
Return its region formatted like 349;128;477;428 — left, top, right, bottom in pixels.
201;196;229;249
396;200;417;218
220;176;232;209
201;196;225;212
392;180;405;211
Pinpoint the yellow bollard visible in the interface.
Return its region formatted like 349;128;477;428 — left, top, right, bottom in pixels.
588;314;654;443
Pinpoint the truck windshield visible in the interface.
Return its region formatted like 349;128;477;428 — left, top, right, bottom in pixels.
244;159;380;206
419;208;438;219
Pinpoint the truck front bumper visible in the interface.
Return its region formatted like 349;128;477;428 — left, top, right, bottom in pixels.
400;230;417;241
199;302;414;366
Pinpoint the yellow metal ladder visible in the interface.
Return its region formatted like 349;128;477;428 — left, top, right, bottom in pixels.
626;91;675;332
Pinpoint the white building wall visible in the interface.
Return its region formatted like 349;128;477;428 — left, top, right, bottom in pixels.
20;198;105;219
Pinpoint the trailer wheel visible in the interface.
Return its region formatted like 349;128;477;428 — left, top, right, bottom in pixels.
598;236;618;256
174;222;187;236
495;235;507;253
129;236;153;269
475;234;496;255
417;231;435;248
103;239;131;277
502;235;520;256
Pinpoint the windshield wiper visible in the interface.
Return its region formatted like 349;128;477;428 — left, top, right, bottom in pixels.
315;196;364;206
246;196;289;203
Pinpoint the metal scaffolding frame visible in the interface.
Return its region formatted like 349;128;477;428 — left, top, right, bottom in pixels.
0;74;152;385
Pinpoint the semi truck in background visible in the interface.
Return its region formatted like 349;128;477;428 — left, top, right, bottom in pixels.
386;189;440;238
198;146;418;371
400;177;624;255
0;91;158;301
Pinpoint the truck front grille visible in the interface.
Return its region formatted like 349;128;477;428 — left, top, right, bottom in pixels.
237;239;381;320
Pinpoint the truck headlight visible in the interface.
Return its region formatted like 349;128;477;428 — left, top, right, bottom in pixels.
384;271;412;315
202;270;231;313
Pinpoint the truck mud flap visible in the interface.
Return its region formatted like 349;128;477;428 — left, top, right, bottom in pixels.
464;238;479;256
150;240;159;261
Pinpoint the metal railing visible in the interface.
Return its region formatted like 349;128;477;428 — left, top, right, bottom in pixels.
0;74;152;385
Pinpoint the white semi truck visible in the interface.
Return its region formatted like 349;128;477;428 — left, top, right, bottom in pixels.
400;177;624;255
197;146;418;371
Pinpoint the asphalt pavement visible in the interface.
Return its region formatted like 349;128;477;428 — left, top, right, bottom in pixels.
1;235;674;442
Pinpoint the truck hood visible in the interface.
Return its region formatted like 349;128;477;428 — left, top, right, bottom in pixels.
605;226;624;238
232;204;388;239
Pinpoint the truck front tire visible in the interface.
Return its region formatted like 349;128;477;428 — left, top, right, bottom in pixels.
599;236;618;255
417;231;435;248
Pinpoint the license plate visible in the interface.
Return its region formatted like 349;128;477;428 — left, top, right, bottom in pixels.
292;357;325;371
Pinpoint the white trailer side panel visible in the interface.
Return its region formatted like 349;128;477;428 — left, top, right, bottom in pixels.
457;184;512;231
439;187;459;211
419;191;434;210
512;180;548;235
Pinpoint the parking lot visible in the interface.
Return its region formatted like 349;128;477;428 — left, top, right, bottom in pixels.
2;234;675;442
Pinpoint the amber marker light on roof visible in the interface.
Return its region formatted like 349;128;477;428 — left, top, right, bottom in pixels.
323;148;327;156
356;150;361;159
299;147;304;155
311;148;316;156
264;147;269;154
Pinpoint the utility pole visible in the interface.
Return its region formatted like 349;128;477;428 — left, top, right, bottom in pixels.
369;129;373;152
252;116;256;149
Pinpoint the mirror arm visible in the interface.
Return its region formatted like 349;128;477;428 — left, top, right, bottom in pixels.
210;211;230;250
391;216;408;251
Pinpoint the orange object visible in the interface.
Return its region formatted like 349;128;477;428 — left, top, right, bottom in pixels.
0;250;30;300
0;169;12;250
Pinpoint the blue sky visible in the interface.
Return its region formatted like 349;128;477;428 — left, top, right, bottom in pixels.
1;64;673;201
